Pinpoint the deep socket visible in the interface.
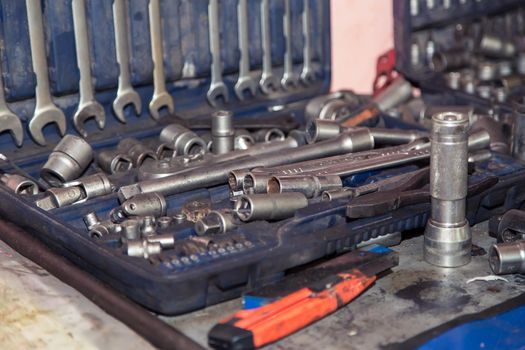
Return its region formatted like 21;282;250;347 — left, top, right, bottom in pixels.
424;112;471;267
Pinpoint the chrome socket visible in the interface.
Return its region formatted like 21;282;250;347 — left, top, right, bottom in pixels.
477;35;516;59
117;138;157;167
429;50;470;72
234;193;308;222
489;240;525;275
445;72;461;90
126;240;162;258
84;212;121;239
305;119;341;143
372;76;413;112
146;233;175;249
96;149;133;174
0;174;39;195
157;216;173;229
306;119;427;145
321;188;355;201
141;216;157;237
243;173;273;194
268;175;342;198
234;129;255;150
304;90;361;123
41;134;93;186
160;124;207;156
424;112;471;267
122;219;141;240
477;61;497;82
194;209;239;235
228;169;251;192
211;110;234;154
252;128;285;142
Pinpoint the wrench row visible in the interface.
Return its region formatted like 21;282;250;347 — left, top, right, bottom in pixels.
207;0;317;106
0;0;319;148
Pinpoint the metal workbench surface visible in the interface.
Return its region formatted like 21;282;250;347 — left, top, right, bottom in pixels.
1;222;523;349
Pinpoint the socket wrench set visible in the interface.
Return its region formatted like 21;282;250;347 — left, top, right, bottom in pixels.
394;0;525;109
0;0;525;319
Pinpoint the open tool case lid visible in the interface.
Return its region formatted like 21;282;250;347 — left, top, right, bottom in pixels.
393;0;525;109
0;0;331;156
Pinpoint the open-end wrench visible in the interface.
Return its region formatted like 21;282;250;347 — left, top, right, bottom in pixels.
281;0;298;90
148;0;174;120
0;65;23;147
26;0;67;146
234;0;257;100
300;0;314;84
207;0;229;106
72;0;105;138
112;0;141;123
259;0;279;94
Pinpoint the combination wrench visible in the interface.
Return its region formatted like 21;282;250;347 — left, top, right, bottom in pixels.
72;0;105;138
207;0;229;106
148;0;174;120
281;0;298;89
26;0;67;146
234;0;257;100
300;0;314;84
112;0;141;123
259;0;279;94
0;65;24;147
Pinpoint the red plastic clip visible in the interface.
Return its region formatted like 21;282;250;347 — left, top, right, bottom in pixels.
372;49;397;96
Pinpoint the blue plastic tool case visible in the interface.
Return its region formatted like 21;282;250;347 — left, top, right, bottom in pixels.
0;0;525;316
393;0;525;110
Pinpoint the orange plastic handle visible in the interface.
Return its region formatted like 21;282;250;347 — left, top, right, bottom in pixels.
221;269;376;348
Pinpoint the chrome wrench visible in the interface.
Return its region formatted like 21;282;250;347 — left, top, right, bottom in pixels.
207;0;229;106
112;0;141;123
148;0;174;120
26;0;67;146
234;0;257;100
72;0;105;138
300;0;314;84
281;0;298;89
0;66;24;147
259;0;279;94
252;130;489;177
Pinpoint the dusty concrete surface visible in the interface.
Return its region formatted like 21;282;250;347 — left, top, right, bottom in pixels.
1;223;523;349
0;240;153;350
167;224;525;349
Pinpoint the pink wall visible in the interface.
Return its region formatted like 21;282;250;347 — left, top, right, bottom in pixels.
330;0;394;93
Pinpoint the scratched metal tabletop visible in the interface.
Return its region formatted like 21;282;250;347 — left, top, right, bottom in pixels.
1;222;523;349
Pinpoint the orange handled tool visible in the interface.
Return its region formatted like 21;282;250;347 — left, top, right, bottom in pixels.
208;269;375;349
340;105;381;127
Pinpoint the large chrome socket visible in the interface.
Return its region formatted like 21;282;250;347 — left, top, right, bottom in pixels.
424;112;471;267
41;135;93;185
160;124;207;156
